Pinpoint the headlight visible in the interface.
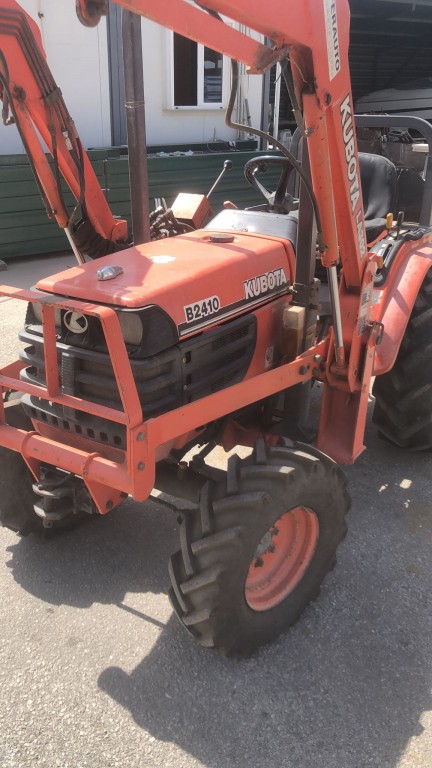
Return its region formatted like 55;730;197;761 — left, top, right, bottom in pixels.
117;311;143;346
28;302;178;358
27;302;61;327
117;306;178;356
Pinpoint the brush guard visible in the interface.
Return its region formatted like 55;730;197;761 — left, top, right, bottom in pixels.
0;285;327;516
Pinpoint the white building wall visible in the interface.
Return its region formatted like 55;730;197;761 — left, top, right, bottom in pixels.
0;0;111;155
0;1;40;154
40;0;111;148
0;2;263;154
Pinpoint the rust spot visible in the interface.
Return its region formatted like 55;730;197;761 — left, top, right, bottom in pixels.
252;45;291;75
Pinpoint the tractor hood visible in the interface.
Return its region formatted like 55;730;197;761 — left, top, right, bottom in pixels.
36;230;294;337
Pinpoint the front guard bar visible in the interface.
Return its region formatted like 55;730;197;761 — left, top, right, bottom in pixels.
0;285;327;513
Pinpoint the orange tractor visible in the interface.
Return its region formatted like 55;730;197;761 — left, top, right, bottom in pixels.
1;0;432;657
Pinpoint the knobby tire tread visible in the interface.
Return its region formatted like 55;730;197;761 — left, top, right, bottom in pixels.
169;439;350;657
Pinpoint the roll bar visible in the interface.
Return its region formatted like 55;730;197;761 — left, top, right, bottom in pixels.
356;114;432;227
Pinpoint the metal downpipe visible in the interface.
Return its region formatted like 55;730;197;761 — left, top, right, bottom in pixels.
122;9;151;244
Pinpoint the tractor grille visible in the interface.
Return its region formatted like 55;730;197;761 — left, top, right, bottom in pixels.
19;315;256;449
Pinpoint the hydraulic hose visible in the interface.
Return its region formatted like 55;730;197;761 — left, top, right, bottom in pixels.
195;4;325;253
225;59;325;253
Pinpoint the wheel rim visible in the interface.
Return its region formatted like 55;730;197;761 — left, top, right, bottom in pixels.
245;507;319;611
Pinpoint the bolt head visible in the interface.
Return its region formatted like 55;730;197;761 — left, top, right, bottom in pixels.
137;432;145;442
137;462;145;471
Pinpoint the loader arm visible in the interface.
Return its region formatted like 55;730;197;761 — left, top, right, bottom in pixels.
78;0;367;290
0;0;127;260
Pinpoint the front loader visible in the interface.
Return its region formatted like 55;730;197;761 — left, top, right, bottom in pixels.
1;0;432;657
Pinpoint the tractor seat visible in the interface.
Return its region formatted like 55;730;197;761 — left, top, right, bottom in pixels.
359;152;397;242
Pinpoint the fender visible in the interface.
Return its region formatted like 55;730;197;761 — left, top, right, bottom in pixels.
373;239;432;375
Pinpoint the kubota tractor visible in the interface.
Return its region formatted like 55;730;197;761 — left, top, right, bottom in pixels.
1;0;432;657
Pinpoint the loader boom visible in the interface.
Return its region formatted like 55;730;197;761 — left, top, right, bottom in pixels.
77;0;367;289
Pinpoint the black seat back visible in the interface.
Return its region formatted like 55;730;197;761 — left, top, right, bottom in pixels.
288;142;397;243
359;153;397;241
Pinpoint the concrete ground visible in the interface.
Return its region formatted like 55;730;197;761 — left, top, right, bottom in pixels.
1;254;432;768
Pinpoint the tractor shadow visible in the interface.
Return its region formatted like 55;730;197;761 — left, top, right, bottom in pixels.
99;416;432;768
3;496;180;609
4;401;432;767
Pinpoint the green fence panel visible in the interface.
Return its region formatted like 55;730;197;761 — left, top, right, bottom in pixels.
0;145;281;260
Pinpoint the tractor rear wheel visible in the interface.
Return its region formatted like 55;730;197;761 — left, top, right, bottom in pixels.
169;439;350;657
373;268;432;450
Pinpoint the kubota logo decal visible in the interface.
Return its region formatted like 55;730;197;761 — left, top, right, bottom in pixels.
340;94;367;258
244;268;288;300
63;311;88;334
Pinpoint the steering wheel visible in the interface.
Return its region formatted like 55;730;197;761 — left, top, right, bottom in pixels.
244;155;297;213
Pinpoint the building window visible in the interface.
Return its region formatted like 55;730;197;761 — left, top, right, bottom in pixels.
170;32;225;109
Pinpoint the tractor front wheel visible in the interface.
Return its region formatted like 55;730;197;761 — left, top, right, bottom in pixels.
169;440;350;657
